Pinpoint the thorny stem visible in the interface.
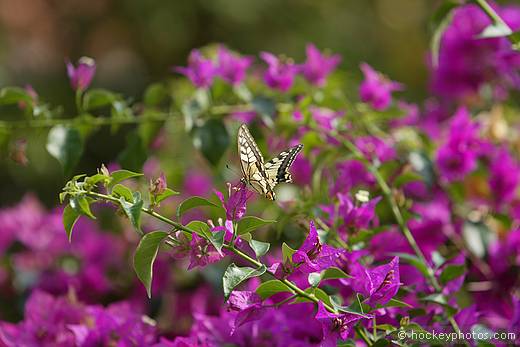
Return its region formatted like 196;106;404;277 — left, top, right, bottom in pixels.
79;190;337;314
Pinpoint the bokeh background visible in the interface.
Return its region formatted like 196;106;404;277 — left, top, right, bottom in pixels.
0;0;435;207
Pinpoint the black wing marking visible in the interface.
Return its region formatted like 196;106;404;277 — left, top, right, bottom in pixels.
237;124;272;195
265;144;303;186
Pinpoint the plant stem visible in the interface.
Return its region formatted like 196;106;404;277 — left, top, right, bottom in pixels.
80;190;336;313
336;135;466;342
75;90;83;114
0;113;173;129
338;137;437;285
474;0;509;28
474;0;516;44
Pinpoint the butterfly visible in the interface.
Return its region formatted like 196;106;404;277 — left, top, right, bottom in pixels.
237;124;303;200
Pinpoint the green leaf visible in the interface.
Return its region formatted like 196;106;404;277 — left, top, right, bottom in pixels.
320;267;352;281
392;253;430;278
155;188;180;204
0;87;31;105
308;267;352;287
46;126;83;176
70;195;96;219
112;184;134;202
379;298;413;309
117;131;147;172
185;220;211;238
477;23;513;39
293;287;333;307
439;264;466;285
108;170;143;190
430;0;458;67
133;230;169;298
176;196;218;219
83;88;116;110
394;171;423;188
308;273;321;287
249;239;270;258
120;192;144;233
420;293;457;316
63;205;80;242
510;31;520;51
237;216;276;235
192;119;230;166
255;280;294;299
85;173;108;187
144;83;168;107
222;263;266;300
209;229;225;255
282;242;296;263
462;221;492;258
409;151;435;187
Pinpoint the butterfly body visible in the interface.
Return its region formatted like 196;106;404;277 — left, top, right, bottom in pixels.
237;124;303;200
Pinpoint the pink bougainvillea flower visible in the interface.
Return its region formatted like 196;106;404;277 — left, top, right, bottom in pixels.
315;301;373;346
350;256;400;306
310;106;344;131
214;181;250;221
149;172;167;196
260;52;298;92
188;233;222;270
174;49;216;88
435;107;485;182
359;62;403;111
227;291;266;333
430;3;520;102
216;46;253;86
66;56;96;91
489;147;520;208
292;221;344;273
354;135;397;162
301;43;341;87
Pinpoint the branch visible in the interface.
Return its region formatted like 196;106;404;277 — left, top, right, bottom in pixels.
80;190;336;313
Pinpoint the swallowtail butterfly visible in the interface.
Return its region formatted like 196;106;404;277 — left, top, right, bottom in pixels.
237;124;303;200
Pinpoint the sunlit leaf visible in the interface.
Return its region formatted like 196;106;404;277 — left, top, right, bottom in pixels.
63;205;81;241
185;220;211;238
439;264;466;285
83;88;116;110
69;195;95;219
255;280;294;299
0;87;31;105
222;263;266;300
133;230;169;298
120;192;144;233
176;196;219;219
155;188;180;204
108;170;143;190
112;184;134;202
248;239;270;258
282;242;296;263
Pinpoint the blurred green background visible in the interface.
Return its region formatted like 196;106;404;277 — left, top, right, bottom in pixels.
0;0;435;206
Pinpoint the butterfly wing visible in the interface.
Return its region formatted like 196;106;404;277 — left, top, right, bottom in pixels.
265;144;304;188
237;124;272;196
